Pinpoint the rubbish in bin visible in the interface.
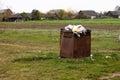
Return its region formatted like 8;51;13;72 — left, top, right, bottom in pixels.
64;24;74;31
64;24;87;37
72;25;87;37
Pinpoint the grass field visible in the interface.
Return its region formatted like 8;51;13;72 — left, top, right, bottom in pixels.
0;18;120;27
0;27;120;80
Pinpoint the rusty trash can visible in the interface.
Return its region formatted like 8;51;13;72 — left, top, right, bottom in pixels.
60;29;91;58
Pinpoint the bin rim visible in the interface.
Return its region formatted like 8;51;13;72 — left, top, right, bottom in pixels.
61;28;92;32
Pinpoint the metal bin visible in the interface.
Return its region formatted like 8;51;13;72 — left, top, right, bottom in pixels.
60;29;91;58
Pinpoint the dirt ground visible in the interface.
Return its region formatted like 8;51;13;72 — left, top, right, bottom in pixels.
0;24;120;30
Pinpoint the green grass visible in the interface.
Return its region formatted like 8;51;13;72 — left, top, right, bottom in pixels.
1;18;120;26
92;30;120;50
0;28;120;80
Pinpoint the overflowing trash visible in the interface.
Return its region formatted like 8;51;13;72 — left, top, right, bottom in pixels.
60;24;91;58
63;24;87;37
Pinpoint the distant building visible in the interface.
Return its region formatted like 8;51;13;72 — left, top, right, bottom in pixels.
78;10;98;19
9;14;24;22
9;13;33;22
106;11;120;18
0;9;13;21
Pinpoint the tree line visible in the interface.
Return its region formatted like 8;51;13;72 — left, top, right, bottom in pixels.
21;9;77;20
21;5;120;20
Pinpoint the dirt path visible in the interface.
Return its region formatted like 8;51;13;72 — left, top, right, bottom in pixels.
98;72;120;80
0;24;120;30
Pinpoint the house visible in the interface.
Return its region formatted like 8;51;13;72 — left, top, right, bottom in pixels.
0;9;13;21
78;10;98;19
9;13;33;22
9;14;24;22
106;11;120;18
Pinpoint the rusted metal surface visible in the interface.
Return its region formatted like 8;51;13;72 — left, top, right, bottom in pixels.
60;29;91;58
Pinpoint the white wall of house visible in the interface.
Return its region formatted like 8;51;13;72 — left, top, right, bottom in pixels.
91;16;96;19
118;16;120;18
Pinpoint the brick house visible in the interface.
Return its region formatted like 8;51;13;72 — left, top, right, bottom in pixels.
0;9;13;21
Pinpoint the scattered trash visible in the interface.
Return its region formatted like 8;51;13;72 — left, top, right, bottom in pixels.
118;35;120;41
64;24;87;37
90;54;94;61
105;55;112;59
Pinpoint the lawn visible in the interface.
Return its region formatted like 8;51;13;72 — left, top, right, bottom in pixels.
0;18;120;26
0;28;120;80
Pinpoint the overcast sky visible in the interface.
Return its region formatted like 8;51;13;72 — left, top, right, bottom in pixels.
1;0;120;13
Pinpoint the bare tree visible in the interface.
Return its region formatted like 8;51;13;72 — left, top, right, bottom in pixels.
31;9;44;20
57;9;67;20
114;5;120;11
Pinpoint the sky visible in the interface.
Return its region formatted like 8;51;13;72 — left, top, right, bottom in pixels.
1;0;120;13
